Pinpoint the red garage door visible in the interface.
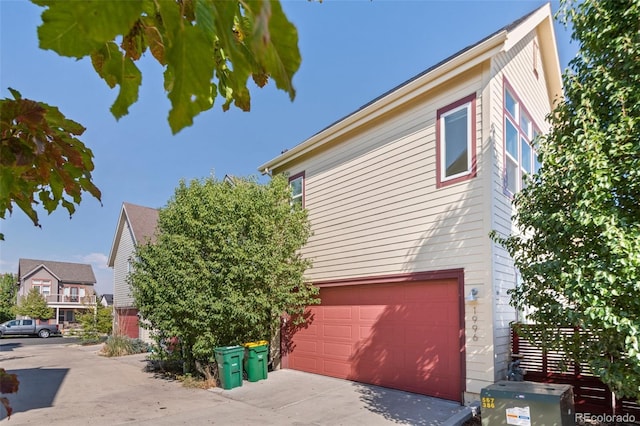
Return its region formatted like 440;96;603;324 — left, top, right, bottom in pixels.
116;308;139;339
283;279;463;402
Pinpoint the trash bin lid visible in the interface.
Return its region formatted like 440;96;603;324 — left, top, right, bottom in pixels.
243;340;269;348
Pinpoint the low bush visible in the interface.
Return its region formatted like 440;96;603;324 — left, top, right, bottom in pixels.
101;335;150;357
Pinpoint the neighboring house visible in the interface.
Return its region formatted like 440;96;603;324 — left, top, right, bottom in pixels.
107;202;159;342
100;294;114;307
258;4;562;404
17;258;97;327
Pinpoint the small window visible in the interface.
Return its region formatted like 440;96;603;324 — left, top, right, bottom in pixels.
289;172;305;208
23;319;33;326
436;94;477;187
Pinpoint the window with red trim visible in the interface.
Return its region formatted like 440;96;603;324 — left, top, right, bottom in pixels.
503;84;541;195
288;172;305;208
436;94;477;187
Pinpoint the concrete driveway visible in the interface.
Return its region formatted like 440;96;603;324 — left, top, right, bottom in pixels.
0;340;471;425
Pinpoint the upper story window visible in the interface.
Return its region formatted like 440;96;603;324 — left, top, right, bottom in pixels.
436;94;477;188
504;82;541;195
289;172;305;208
32;279;51;296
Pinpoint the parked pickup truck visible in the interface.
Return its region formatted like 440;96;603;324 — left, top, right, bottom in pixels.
0;319;61;338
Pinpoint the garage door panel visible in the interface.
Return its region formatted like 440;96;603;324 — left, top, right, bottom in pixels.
322;324;354;339
285;279;462;402
323;342;352;359
358;305;387;320
324;359;352;376
323;306;353;320
291;356;318;371
292;339;318;353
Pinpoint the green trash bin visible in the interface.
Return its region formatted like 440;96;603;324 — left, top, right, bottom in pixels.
243;340;269;382
214;345;245;390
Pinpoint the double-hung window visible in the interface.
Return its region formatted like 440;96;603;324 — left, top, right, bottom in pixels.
289;172;305;208
504;84;541;195
32;279;51;298
436;94;477;187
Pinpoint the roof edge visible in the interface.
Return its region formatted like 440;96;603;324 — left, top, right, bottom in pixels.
258;29;508;174
258;3;557;174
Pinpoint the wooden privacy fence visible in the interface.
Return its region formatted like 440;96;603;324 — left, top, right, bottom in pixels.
511;324;640;416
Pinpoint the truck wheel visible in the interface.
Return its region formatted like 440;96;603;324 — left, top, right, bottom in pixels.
39;329;51;338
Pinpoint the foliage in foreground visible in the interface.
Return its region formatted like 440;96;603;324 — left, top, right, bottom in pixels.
31;0;301;134
493;0;640;399
0;368;19;420
2;0;301;236
100;335;150;357
129;175;318;374
0;89;101;239
14;288;53;320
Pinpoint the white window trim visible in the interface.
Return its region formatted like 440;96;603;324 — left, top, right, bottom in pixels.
436;93;477;188
439;102;474;183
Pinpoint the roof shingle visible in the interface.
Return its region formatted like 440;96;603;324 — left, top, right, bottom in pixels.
18;258;96;284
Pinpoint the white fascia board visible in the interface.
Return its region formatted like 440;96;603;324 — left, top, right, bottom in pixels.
504;3;562;105
258;31;508;174
107;204;128;268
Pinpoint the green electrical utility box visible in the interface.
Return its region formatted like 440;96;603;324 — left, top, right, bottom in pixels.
480;381;575;426
214;345;245;390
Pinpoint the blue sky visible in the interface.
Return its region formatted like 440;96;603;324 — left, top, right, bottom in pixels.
0;1;578;295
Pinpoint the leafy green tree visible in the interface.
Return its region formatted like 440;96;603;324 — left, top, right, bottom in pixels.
129;175;318;374
14;288;54;320
2;0;301;234
76;303;113;342
492;0;640;399
0;274;17;323
0;89;101;239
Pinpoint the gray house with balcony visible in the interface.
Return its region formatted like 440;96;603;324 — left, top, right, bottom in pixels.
17;258;97;327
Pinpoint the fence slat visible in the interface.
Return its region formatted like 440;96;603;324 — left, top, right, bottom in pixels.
510;324;640;416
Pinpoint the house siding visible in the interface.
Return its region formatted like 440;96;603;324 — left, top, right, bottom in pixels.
279;65;496;394
490;31;553;381
113;220;136;308
20;269;58;298
263;6;561;400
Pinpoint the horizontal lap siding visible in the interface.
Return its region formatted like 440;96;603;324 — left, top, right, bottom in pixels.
113;221;135;308
283;67;493;394
297;75;486;283
490;32;554;381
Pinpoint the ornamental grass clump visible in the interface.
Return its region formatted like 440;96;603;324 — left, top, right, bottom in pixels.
101;335;149;357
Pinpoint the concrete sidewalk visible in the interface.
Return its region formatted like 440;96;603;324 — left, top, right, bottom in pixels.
208;368;472;425
0;341;472;425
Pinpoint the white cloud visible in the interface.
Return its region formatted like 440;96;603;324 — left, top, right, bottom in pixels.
77;252;109;270
74;253;112;295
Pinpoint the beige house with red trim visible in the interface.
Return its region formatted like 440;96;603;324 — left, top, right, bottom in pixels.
17;259;97;328
259;4;562;403
107;202;159;341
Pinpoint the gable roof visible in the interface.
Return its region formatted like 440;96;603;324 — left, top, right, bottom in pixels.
18;258;96;284
258;3;562;174
107;202;160;267
101;294;114;305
